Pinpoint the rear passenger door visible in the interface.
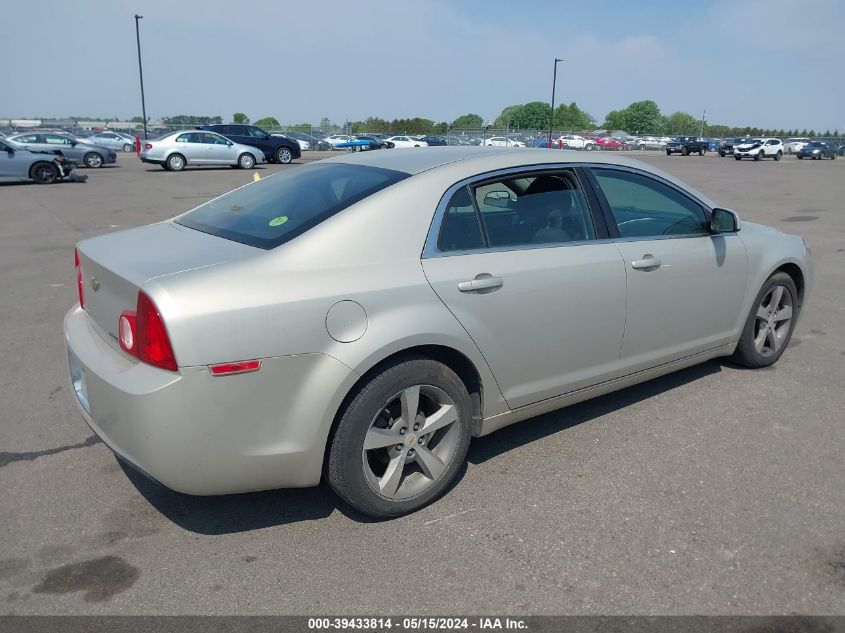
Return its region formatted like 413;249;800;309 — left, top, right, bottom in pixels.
422;167;628;410
587;166;747;375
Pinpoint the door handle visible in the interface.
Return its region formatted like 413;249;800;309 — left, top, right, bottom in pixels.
631;255;662;270
458;276;503;292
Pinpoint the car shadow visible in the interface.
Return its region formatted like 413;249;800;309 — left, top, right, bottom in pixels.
143;166;268;173
123;360;723;534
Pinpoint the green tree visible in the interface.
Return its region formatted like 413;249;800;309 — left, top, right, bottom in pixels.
233;112;250;124
603;109;627;131
622;100;663;134
808;130;816;137
664;111;699;135
451;113;484;129
494;105;523;129
254;116;280;127
553;102;593;131
320;117;333;128
510;101;552;129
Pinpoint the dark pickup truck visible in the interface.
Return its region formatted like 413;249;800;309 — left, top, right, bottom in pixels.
665;136;707;156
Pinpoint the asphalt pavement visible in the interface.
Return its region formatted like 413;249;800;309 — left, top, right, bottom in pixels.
0;150;843;615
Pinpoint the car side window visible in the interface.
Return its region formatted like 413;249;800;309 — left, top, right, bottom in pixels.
247;127;266;138
44;135;70;145
437;187;484;252
176;132;201;143
14;134;39;143
473;171;596;248
593;169;708;238
202;133;227;145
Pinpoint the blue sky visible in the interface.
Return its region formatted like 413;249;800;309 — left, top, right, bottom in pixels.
2;0;843;131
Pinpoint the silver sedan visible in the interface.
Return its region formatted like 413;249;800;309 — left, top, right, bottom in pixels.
139;130;266;171
65;148;813;517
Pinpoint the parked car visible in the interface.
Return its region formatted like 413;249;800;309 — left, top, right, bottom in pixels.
420;135;447;146
0;137;78;183
630;136;664;151
783;138;810;155
88;131;137;153
665;136;707;156
718;138;750;157
63;147;812;517
559;134;596;150
796;141;837;160
706;139;720;152
596;137;625;151
337;136;394;151
324;134;354;148
139;130;267;171
274;133;308;151
286;131;332;151
7;132;116;168
734;138;784;161
481;136;525;147
386;135;428;148
199;124;301;164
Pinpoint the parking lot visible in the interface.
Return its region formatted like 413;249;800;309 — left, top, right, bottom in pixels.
0;150;843;615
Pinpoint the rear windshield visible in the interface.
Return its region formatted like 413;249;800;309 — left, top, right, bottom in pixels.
175;163;409;249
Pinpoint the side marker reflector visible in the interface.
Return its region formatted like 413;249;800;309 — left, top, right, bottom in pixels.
209;360;261;376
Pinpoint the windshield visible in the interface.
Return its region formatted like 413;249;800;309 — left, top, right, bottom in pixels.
176;163;410;249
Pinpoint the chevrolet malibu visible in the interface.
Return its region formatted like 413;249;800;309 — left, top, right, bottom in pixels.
65;148;812;517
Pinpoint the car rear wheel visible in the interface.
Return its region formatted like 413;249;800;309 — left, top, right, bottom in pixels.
585;144;594;151
83;152;103;168
122;143;133;153
275;147;292;164
237;153;255;169
30;162;58;184
166;153;186;171
774;150;782;161
731;272;798;368
326;356;473;518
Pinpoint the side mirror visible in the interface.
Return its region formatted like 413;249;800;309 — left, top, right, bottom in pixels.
227;141;233;146
710;208;740;233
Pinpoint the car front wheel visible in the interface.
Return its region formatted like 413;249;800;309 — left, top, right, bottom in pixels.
731;272;798;368
276;147;292;164
84;152;103;168
30;162;58;184
326;356;473;518
238;153;255;169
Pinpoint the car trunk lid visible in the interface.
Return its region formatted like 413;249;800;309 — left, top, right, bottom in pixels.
76;221;259;353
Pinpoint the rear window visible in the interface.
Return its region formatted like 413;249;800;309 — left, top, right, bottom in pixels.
175;163;409;249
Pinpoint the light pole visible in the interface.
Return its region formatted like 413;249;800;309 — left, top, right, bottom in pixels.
548;58;563;148
134;14;148;140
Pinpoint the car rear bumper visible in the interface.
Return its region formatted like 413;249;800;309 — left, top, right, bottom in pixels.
64;306;358;495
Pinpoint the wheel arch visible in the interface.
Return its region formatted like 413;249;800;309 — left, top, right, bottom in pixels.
773;262;805;308
322;343;488;476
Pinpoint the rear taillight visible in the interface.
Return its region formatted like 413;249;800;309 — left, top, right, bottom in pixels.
118;311;136;355
143;143;153;150
74;248;84;308
118;291;177;371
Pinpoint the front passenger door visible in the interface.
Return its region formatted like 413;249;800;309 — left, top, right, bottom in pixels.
589;167;748;375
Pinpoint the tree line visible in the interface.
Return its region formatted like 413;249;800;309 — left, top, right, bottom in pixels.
155;108;837;138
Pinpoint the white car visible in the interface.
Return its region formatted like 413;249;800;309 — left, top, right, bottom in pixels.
733;138;784;161
783;138;810;155
385;136;428;148
559;135;595;150
482;137;526;148
272;134;309;151
139;130;267;171
324;135;354;148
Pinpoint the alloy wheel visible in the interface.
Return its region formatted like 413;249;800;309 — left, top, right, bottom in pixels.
754;285;793;357
85;153;103;168
362;385;461;500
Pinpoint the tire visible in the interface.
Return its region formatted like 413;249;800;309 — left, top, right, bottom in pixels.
122;143;133;153
774;150;782;161
735;156;742;160
666;149;671;155
719;151;725;157
585;144;594;151
83;152;103;168
754;151;762;161
30;162;58;184
798;155;803;159
699;148;704;156
731;272;798;368
275;147;293;164
166;153;186;171
326;356;473;518
832;153;836;160
237;152;255;169
682;148;689;156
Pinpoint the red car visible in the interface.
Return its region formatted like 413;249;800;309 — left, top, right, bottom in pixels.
595;137;626;151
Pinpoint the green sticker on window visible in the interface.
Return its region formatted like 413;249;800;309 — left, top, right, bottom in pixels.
268;216;288;227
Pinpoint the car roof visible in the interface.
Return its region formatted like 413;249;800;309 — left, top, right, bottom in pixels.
318;147;715;204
